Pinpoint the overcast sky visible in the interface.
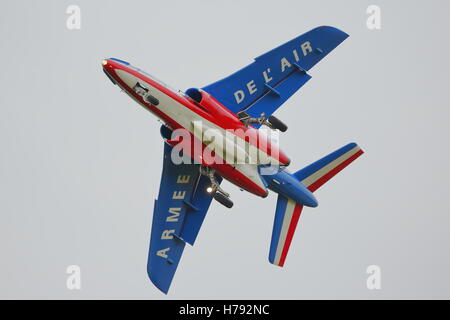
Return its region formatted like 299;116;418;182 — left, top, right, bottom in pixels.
1;0;450;299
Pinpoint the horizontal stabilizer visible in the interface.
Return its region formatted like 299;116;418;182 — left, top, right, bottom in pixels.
269;143;363;267
269;195;303;267
294;143;363;192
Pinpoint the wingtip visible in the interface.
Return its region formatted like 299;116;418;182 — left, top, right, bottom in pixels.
348;142;364;155
317;25;350;39
148;269;171;295
268;256;285;268
150;277;170;295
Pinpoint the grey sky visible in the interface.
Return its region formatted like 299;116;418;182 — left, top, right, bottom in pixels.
1;0;449;299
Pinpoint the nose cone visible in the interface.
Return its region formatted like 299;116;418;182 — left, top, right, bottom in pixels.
101;58;140;89
102;58;116;70
102;59;118;85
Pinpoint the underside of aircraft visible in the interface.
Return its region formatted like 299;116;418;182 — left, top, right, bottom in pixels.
102;26;364;294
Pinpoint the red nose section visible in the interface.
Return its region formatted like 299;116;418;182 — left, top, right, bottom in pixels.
102;59;123;84
102;58;135;83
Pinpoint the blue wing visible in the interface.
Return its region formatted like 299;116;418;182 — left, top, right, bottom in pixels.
147;143;220;294
202;26;348;123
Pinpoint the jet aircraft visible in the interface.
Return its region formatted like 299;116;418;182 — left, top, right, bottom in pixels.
102;26;363;293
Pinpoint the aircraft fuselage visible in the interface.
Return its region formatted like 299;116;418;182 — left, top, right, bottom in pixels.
102;58;290;197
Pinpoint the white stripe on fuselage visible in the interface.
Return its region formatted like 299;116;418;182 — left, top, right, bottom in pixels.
115;69;273;192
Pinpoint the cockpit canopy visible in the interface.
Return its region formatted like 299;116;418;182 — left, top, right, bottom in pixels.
185;88;203;103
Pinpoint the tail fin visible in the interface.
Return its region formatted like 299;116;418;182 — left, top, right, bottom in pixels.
269;143;363;267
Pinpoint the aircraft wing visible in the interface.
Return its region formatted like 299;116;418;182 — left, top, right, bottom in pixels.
202;26;348;125
147;142;221;294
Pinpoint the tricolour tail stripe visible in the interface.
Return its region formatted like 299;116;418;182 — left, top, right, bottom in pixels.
278;201;303;267
296;143;363;192
269;143;363;268
269;196;304;267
